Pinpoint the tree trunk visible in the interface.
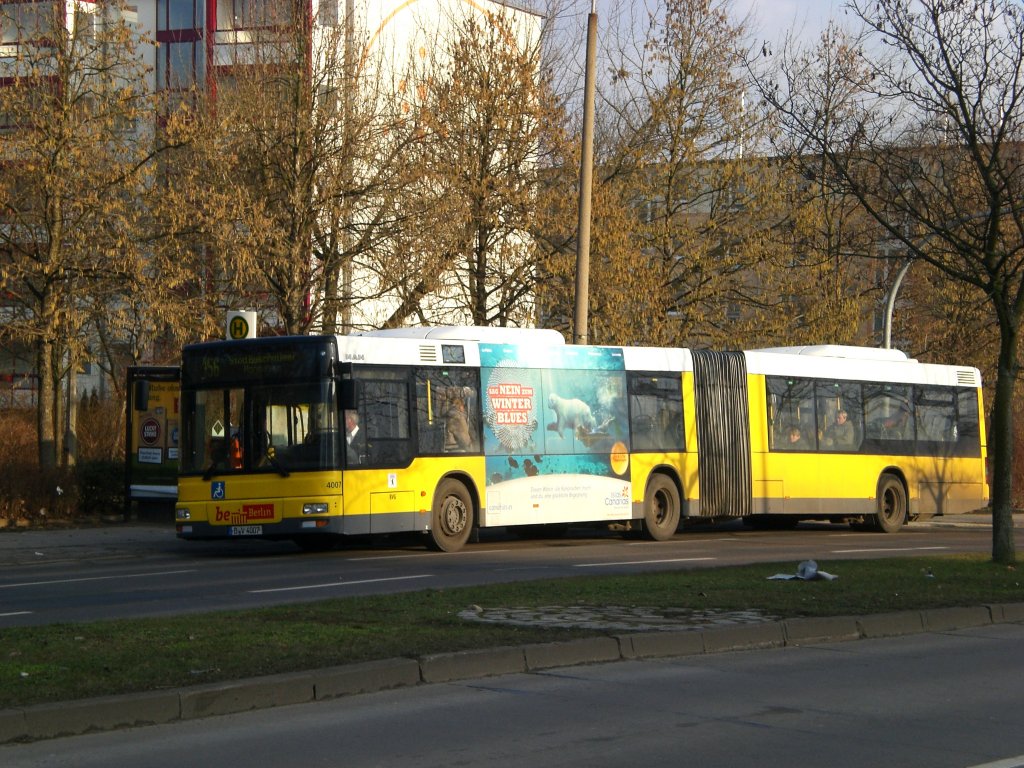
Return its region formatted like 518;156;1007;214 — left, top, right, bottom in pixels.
37;339;57;470
322;258;340;334
990;324;1018;564
65;352;78;469
52;343;64;466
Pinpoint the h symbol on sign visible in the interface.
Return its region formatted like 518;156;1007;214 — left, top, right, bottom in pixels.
229;316;249;339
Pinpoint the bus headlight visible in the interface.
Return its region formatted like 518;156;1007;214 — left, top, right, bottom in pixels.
302;503;329;515
175;507;191;521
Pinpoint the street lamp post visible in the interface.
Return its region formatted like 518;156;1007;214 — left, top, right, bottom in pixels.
882;259;912;349
573;1;597;345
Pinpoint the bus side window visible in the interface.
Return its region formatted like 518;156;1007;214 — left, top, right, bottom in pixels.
442;385;478;452
955;389;981;456
915;387;957;449
360;377;413;467
416;370;479;455
817;381;863;452
766;376;816;451
864;384;913;447
628;372;684;452
415;373;444;454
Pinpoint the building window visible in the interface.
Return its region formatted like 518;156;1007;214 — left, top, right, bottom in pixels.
156;0;206;93
156;39;205;91
216;0;291;30
157;0;204;32
1;1;58;45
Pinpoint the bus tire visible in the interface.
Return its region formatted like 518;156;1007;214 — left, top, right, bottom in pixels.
429;478;474;552
643;474;681;541
874;474;907;533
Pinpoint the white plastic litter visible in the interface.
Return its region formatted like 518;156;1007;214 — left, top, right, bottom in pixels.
768;559;838;581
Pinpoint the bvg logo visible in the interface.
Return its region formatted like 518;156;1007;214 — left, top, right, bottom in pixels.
214;506;237;522
214;504;275;523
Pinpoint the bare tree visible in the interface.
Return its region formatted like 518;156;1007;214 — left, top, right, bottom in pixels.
754;1;1024;563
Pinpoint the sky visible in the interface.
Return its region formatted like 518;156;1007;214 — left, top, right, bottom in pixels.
574;0;851;51
735;0;845;46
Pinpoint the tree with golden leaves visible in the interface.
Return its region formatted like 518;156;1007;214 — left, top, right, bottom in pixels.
181;3;422;335
383;5;561;327
0;0;160;468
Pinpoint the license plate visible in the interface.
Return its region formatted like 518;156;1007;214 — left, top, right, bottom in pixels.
230;525;263;536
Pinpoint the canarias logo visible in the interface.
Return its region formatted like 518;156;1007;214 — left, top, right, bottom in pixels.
604;484;631;507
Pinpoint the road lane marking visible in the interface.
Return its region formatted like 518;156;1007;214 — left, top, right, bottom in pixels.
575;557;717;568
0;569;197;589
627;538;735;544
250;574;432;594
0;611;32;618
355;549;512;561
831;546;949;554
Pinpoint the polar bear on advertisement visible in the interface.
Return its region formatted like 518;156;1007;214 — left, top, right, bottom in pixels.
547;393;596;438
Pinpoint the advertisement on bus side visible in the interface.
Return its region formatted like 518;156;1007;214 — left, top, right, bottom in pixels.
479;344;631;524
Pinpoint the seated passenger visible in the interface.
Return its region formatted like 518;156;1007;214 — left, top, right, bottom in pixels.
881;410;909;439
786;424;811;451
823;409;857;449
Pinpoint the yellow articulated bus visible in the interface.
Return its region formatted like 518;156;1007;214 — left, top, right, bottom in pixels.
174;328;988;551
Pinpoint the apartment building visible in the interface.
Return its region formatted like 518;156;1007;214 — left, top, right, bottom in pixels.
1;0;544;402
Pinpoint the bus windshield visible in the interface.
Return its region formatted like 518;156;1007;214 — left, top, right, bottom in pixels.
180;379;341;475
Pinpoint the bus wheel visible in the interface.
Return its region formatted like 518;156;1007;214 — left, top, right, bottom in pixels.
643;474;680;541
429;479;474;552
874;474;907;533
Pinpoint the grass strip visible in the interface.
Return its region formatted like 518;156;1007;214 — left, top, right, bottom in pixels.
1;554;1021;709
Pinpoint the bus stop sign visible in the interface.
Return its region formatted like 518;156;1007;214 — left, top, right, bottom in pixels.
227;310;257;340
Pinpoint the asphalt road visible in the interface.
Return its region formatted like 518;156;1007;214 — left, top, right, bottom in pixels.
4;621;1023;768
0;513;1004;628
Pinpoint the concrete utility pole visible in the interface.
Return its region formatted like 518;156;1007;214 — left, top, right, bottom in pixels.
573;1;597;345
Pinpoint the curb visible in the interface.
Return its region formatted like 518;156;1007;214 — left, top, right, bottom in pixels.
3;602;1023;745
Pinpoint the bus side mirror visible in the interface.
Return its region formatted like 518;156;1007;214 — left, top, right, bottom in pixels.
340;379;359;410
133;380;150;411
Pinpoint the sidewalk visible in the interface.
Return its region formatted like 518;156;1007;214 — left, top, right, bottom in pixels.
2;601;1024;745
0;520;173;566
